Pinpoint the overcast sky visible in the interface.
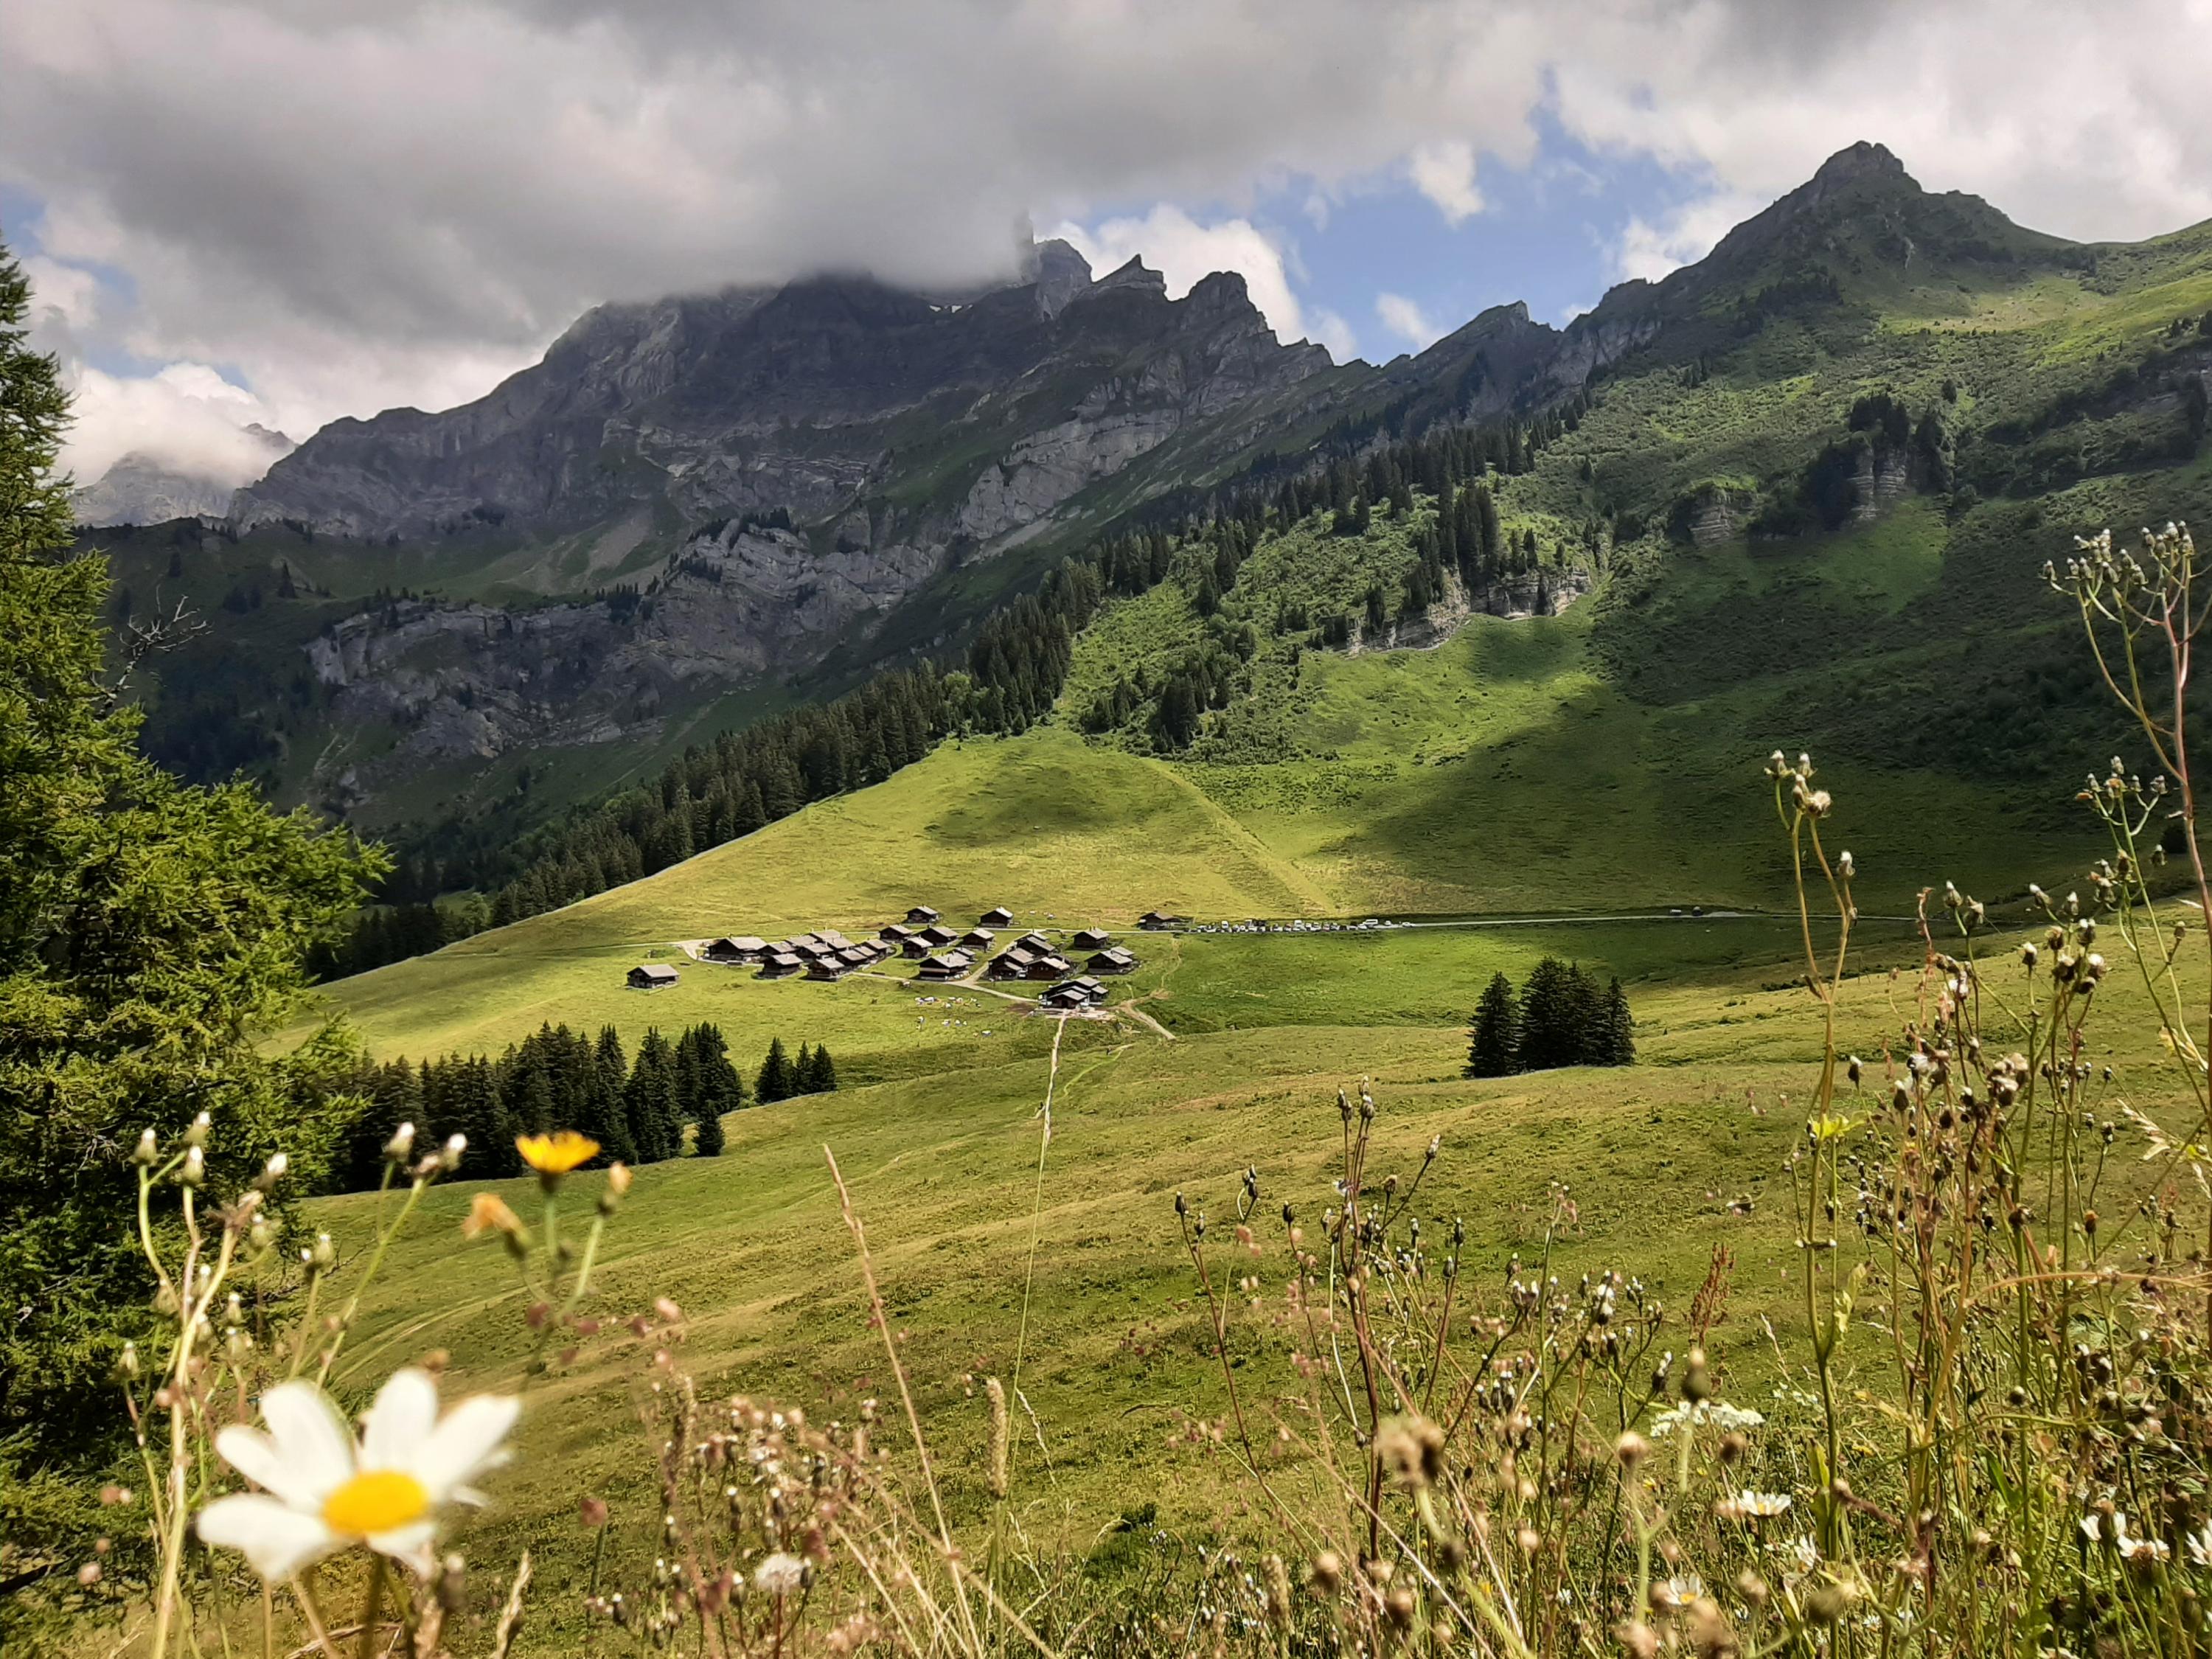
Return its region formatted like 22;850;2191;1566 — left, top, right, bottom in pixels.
7;0;2212;487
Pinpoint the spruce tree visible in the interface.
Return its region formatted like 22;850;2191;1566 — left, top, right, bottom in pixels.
1465;973;1521;1077
756;1037;794;1104
810;1045;838;1093
1600;978;1637;1067
626;1029;682;1162
1514;958;1581;1071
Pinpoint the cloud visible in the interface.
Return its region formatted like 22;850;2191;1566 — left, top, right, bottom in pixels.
1408;140;1484;226
8;0;2212;481
1305;307;1360;363
1052;206;1329;351
62;364;285;487
1610;190;1767;284
1374;292;1441;351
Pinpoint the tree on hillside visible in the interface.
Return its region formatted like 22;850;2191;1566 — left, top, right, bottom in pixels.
1465;973;1520;1077
676;1022;741;1155
625;1029;683;1161
1513;958;1581;1071
1599;977;1637;1067
0;236;381;1603
588;1024;638;1163
756;1037;795;1104
799;1043;839;1094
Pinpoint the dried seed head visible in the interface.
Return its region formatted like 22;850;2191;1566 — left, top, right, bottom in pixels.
1615;1431;1649;1469
385;1122;417;1164
131;1129;159;1166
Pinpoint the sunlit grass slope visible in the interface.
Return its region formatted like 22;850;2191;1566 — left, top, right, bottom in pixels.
313;928;2206;1656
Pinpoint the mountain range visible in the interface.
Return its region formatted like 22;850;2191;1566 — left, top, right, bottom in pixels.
82;141;2212;869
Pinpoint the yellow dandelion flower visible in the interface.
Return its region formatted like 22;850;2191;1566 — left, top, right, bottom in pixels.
515;1130;599;1178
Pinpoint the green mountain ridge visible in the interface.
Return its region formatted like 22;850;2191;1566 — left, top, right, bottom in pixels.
95;142;2212;914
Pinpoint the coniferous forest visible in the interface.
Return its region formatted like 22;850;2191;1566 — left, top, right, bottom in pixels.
324;1025;838;1190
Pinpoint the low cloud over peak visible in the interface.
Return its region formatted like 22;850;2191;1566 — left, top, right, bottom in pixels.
8;1;2211;486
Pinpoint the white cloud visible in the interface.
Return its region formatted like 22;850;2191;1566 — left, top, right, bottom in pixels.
1408;140;1484;226
1609;190;1767;284
60;363;284;487
1052;206;1324;349
1374;292;1441;351
8;0;2212;482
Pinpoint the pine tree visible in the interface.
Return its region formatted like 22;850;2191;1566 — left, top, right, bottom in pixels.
810;1046;838;1092
1465;973;1521;1077
756;1037;794;1104
588;1025;638;1163
1599;978;1637;1067
1514;958;1581;1071
626;1029;682;1162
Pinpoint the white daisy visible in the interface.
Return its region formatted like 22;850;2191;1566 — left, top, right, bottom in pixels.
195;1368;518;1580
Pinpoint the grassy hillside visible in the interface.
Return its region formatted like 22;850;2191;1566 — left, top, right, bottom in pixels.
307;912;2208;1656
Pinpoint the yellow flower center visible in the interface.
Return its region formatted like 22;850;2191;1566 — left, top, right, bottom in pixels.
321;1470;430;1537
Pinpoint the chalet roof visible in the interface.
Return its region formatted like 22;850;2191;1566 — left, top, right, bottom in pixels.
961;928;996;947
629;964;680;984
880;922;914;940
760;952;804;970
918;950;973;973
914;925;957;947
836;947;873;966
1090;947;1137;969
1071;928;1111;948
708;934;768;952
1013;931;1053;953
979;907;1015;926
905;905;941;923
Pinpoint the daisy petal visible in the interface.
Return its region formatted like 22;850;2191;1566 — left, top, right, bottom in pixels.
411;1394;520;1502
215;1425;330;1512
197;1493;341;1581
258;1381;357;1502
366;1519;440;1578
361;1369;439;1471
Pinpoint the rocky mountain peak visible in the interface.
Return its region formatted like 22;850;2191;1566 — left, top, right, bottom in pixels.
1093;256;1168;296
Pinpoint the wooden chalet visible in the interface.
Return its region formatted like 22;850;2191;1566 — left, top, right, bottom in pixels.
915;950;973;981
959;927;996;950
987;948;1037;980
627;963;681;990
1138;911;1186;931
913;925;957;949
1041;976;1107;1009
757;953;805;978
900;934;934;959
1012;930;1054;954
1071;928;1112;951
702;935;769;964
904;905;941;926
1024;953;1074;981
880;922;914;944
1088;947;1138;975
979;906;1015;928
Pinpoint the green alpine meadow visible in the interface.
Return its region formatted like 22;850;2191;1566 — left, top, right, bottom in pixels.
14;53;2212;1659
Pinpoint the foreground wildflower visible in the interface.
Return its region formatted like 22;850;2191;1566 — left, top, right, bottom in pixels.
755;1551;807;1596
196;1368;519;1579
517;1130;599;1179
1716;1489;1792;1522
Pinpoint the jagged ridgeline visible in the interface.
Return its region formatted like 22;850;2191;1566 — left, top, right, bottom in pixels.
94;139;2212;969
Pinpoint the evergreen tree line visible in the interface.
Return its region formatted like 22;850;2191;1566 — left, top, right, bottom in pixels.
326;1023;840;1191
1464;959;1635;1078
